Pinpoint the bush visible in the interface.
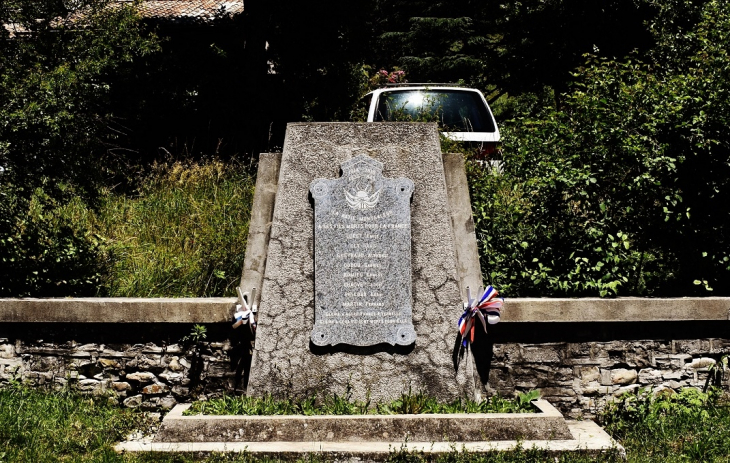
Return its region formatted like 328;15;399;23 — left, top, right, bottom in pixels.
0;0;159;297
470;0;730;297
602;387;730;462
0;183;103;297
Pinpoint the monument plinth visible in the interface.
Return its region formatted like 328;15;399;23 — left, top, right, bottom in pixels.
246;123;473;402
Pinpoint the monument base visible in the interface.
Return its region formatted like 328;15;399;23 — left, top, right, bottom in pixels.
246;123;475;402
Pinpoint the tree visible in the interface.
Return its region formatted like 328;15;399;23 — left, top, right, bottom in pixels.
0;0;159;296
471;0;730;296
367;0;654;99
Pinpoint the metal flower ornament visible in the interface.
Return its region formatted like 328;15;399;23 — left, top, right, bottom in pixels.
458;285;503;347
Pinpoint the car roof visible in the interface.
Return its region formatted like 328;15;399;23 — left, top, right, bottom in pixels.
367;86;483;96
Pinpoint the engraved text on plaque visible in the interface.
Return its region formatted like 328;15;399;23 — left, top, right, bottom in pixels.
310;154;416;346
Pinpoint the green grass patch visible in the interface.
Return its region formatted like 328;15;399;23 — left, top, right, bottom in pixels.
0;382;153;463
183;390;541;416
61;159;255;297
2;382;729;462
601;387;730;462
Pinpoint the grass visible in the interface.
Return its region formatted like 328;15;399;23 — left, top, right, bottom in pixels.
60;159;256;297
601;387;730;462
0;382;153;462
4;383;730;462
183;389;541;416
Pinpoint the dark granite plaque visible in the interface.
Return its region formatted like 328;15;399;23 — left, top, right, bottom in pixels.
309;154;416;346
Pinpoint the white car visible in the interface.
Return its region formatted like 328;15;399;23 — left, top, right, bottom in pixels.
363;85;501;158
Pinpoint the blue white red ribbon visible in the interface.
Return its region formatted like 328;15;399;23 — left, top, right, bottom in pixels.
458;285;503;347
233;287;257;333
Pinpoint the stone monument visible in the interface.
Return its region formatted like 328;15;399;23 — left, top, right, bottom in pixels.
246;122;477;402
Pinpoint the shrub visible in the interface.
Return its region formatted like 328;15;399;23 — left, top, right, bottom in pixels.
470;0;730;297
0;0;159;296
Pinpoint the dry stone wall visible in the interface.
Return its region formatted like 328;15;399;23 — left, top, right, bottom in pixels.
0;325;247;410
1;323;728;417
484;339;730;418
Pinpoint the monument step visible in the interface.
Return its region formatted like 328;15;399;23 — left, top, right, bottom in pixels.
151;400;572;443
117;421;623;460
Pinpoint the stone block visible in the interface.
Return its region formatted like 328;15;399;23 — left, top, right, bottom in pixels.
613;384;641;397
124;395;143;408
77;379;100;391
206;364;229;378
141;398;161;411
99;358;122;369
136;356;165;373
0;344;14;359
113;382;131;392
514;381;539;389
670;357;692;369
675;340;711;354
142;383;170;395
638;369;662;384
539;387;577;398
662;371;683;380
159;396;177;410
141;344;166;354
519;346;561;364
599;369;612;386
0;358;23;379
167;357;184;372
578;366;600;384
581;383;611;396
159;371;183;383
611;369;638;385
171;386;190;397
32;356;60;373
99;349;128;358
126;372;157;383
77;344;99;352
685;357;716;370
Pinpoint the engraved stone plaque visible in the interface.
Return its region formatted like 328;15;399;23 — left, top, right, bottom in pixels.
310;154;416;346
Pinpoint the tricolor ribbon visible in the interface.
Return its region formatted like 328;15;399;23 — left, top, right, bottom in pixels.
233;287;257;333
458;285;503;347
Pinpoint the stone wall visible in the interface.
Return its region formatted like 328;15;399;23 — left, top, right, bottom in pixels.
2;321;728;417
484;339;729;418
474;322;730;418
0;324;251;410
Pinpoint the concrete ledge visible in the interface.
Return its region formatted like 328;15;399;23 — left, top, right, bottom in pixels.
0;298;236;323
117;420;623;459
153;400;571;443
0;297;727;323
502;297;730;322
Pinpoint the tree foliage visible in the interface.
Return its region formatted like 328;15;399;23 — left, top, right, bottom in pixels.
2;0;729;297
471;0;730;296
0;0;158;296
368;0;654;97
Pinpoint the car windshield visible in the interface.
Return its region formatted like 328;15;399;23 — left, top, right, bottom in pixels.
375;90;495;132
